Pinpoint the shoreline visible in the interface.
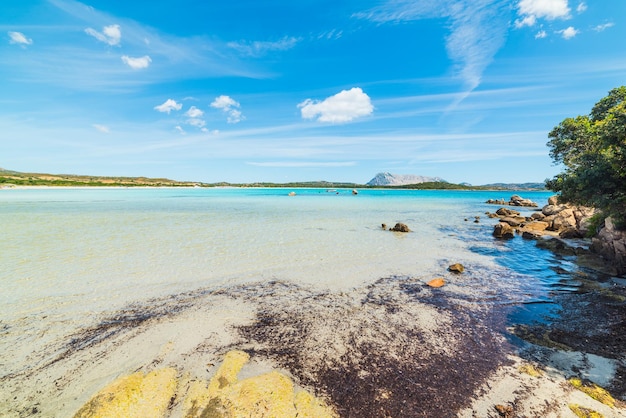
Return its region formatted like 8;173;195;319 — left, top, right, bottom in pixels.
2;272;624;417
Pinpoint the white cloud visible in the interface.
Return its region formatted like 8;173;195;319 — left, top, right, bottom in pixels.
559;26;579;39
298;87;373;123
8;31;33;46
515;15;537;28
185;106;204;118
211;95;240;110
356;1;510;93
227;109;243;124
576;2;587;13
187;118;206;128
154;99;182;113
211;95;245;124
227;36;300;57
535;30;548;39
85;24;121;46
121;55;151;69
93;124;110;133
175;126;186;134
594;22;614;32
517;0;571;21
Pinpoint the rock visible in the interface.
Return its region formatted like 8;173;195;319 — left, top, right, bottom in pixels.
496;207;520;217
542;204;564;216
487;195;537;207
573;207;597;236
73;368;178;418
427;278;445;288
495;404;514;417
390;223;410;232
523;221;549;232
183;350;336;418
549;208;576;231
559;227;582;239
74;350;336;418
522;231;542;240
448;263;464;273
381;223;387;230
548;195;559;205
500;216;526;227
352;189;358;195
509;195;538;207
493;222;515;239
590;217;626;275
531;212;546;220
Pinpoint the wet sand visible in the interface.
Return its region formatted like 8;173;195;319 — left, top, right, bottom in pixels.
2;271;624;417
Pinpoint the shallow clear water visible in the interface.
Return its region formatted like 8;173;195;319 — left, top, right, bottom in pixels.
1;187;579;377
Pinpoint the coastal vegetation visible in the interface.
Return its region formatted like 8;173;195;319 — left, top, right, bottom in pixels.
0;168;546;190
547;86;626;229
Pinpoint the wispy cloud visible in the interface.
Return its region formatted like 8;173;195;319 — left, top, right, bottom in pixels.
356;0;510;94
121;55;151;69
298;87;373;123
594;22;614;32
8;31;33;46
211;95;244;124
85;24;121;46
535;30;547;39
6;0;263;91
227;36;300;57
93;124;110;133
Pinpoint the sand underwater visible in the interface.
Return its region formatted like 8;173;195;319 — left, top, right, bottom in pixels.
1;188;625;417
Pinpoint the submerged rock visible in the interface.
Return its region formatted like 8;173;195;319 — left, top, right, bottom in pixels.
448;263;465;273
390;223;410;232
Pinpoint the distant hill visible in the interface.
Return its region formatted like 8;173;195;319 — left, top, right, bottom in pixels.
367;172;446;186
0;168;203;187
479;182;547;190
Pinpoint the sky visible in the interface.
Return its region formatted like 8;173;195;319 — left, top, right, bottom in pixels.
1;0;625;185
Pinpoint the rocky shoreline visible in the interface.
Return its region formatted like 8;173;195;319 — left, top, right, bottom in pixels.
487;195;626;277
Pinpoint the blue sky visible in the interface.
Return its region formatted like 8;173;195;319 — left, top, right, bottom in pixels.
2;0;625;184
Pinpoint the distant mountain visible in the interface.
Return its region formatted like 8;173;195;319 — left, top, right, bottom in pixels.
367;172;446;186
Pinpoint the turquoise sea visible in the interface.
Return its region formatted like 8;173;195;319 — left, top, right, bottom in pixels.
1;187;578;379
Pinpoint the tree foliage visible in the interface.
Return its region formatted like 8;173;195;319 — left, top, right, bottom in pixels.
546;86;626;229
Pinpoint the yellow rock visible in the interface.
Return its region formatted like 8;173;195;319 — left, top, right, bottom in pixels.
518;363;543;377
569;404;605;418
73;368;177;418
569;378;616;408
294;390;337;418
184;350;337;418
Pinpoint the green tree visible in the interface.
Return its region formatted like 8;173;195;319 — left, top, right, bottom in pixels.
546;86;626;229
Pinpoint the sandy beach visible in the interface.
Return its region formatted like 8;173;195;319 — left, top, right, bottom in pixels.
2;273;624;417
